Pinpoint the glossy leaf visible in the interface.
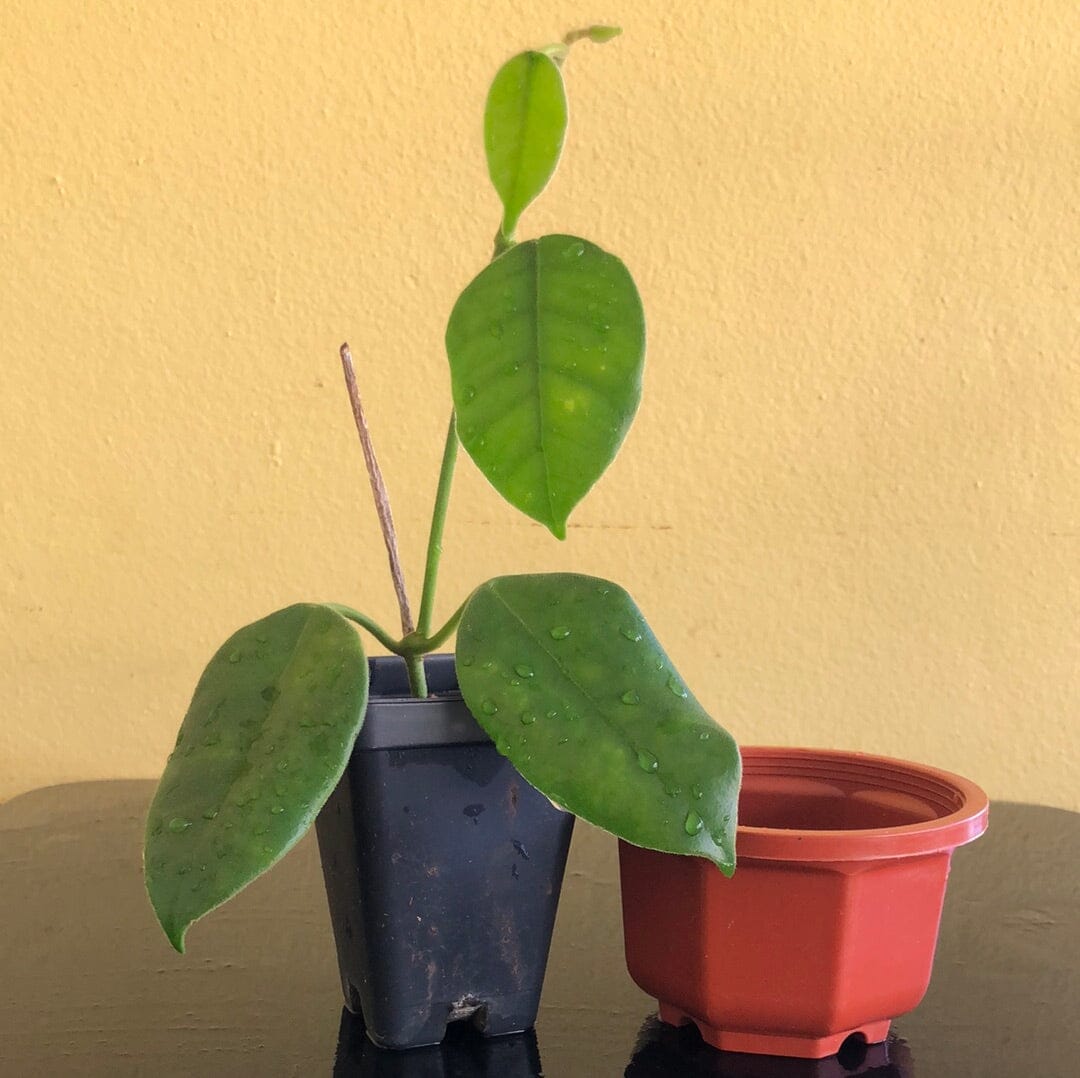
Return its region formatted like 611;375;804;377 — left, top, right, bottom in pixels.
446;234;645;539
485;50;568;236
455;574;740;873
144;603;369;951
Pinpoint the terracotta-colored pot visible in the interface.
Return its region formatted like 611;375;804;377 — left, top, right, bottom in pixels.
619;747;989;1059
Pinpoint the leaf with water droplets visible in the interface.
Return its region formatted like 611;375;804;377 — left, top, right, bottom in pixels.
456;574;740;874
144;603;369;952
484;50;567;237
446;235;645;539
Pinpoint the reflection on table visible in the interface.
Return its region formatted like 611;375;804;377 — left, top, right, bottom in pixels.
0;782;1076;1076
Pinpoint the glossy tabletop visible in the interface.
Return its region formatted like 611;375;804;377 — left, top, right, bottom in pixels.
1;782;1076;1076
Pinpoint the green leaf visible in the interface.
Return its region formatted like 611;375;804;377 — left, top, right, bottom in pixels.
565;25;623;46
583;25;622;44
484;50;568;236
144;603;369;951
446;234;646;539
455;574;740;874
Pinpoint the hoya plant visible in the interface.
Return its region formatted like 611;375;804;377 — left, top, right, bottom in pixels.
145;27;741;952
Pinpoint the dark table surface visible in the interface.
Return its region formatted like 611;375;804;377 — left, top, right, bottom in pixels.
1;781;1076;1077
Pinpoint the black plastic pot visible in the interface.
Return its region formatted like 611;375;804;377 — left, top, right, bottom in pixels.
316;654;575;1050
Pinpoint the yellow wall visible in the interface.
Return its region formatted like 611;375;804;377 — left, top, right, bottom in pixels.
2;2;1077;808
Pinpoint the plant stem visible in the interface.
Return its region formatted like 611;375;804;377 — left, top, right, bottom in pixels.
403;653;428;698
416;415;459;639
323;604;404;655
421;597;467;652
339;342;415;636
329;603;430;696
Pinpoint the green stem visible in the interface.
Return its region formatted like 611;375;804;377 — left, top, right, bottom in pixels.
492;228;516;259
416;414;460;640
404;653;428;698
419;598;467;653
325;604;405;655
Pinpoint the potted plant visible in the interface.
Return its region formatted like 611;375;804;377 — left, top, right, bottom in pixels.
143;27;742;1051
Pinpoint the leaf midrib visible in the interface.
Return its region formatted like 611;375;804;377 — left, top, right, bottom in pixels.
486;579;638;751
525;241;557;526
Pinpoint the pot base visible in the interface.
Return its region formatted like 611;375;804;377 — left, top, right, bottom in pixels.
658;1003;890;1059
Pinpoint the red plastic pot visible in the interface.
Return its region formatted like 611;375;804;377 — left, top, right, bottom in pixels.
619;747;989;1059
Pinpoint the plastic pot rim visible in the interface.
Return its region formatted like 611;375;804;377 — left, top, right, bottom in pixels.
730;746;989;863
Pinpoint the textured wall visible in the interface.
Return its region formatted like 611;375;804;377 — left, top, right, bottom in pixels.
2;2;1077;807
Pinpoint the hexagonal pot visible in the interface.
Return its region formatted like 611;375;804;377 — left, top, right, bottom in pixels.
315;654;574;1050
619;747;989;1059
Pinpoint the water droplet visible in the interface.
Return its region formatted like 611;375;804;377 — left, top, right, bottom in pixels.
562;240;585;259
620;627;642;642
460;655;474;667
684;811;704;836
177;865;190;876
482;660;494;670
481;699;498;715
464;385;476;401
202;732;221;747
275;760;289;772
667;676;688;698
596;585;611;597
489;321;504;339
201;809;218;820
509;676;520;686
520;712;537;726
298;718;315;728
558;737;570;745
255;634;269;644
710;832;726;849
261;685;281;704
621;689;641;705
549;626;571;640
262;845;273;854
666;785;683;798
546;709;559;720
514;663;535;678
271;805;285;815
636;749;659;773
228;651;241;664
168;817;191;833
699;731;711;741
691;784;704;800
